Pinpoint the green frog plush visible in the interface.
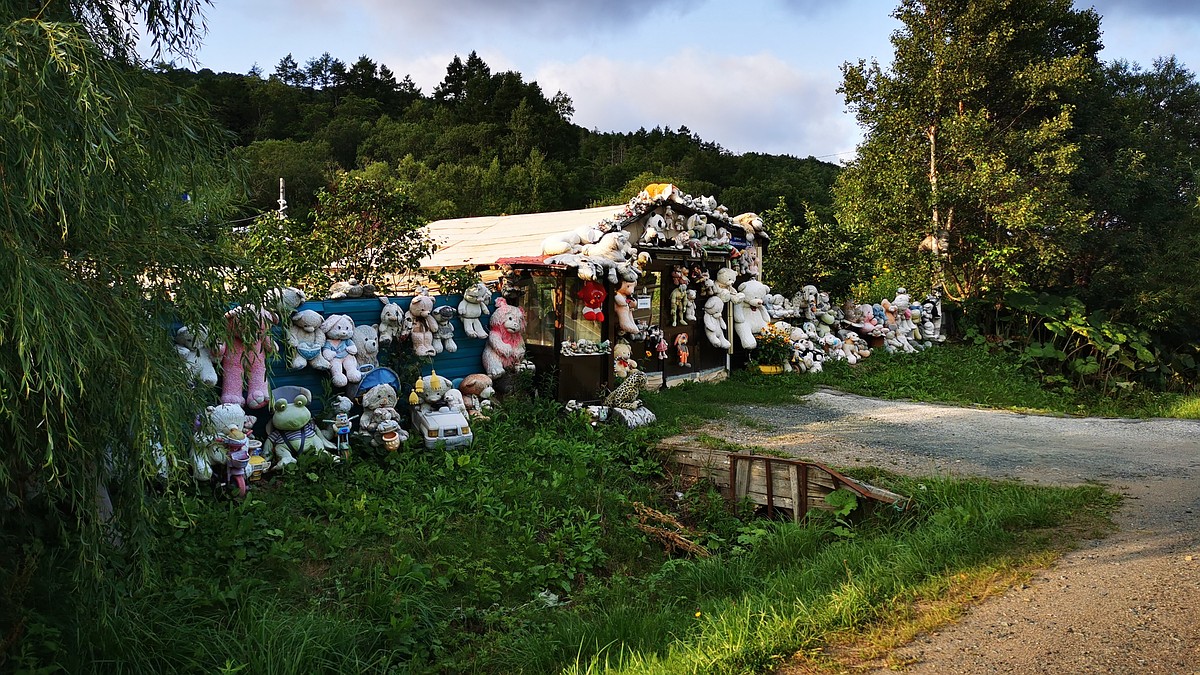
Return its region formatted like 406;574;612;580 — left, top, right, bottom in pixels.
265;393;336;467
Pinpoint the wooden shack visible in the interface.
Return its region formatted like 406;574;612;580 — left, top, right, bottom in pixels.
421;189;767;403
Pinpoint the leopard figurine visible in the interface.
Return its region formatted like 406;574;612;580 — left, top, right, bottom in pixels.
604;370;646;410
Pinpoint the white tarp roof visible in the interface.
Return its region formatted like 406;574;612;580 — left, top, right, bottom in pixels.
420;204;622;269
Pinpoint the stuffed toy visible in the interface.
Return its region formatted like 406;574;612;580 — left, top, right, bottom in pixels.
612;342;638;378
641;213;667;246
576;280;606;322
328;278;376;299
431;306;459;354
457;282;492;339
714;268;740;303
684;288;698;323
604;370;646;410
321;395;358;455
378;298;409;347
703;295;731;350
638;183;682;203
220;304;276;409
264;393;336;467
175;324;220;387
193;403;257;480
670;282;689;327
733;279;772;350
732;212;765;242
359;384;402;435
319;314;362;387
674;332;691;367
613;280;640;337
353;324;380;372
739;246;761;277
541;225;604;256
407;292;439;358
458;374;495;418
482;298;529;378
264;286;306;317
408;371;457;414
285;309;329;370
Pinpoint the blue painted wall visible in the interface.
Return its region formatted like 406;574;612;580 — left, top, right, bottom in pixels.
266;293;495;411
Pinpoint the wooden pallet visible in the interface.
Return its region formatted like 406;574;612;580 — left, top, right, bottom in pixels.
661;437;909;522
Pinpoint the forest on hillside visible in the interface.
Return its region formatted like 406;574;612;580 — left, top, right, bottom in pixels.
158;51;840;225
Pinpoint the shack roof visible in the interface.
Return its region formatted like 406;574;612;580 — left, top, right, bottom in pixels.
420;204;623;270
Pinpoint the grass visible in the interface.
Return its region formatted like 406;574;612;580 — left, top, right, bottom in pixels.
7;340;1160;674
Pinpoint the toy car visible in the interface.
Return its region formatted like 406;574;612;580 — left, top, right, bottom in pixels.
411;408;474;449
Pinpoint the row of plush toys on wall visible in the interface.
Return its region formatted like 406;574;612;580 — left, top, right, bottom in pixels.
758;285;947;373
173;283;524;493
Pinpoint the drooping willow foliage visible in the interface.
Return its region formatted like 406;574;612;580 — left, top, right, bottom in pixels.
0;3;269;582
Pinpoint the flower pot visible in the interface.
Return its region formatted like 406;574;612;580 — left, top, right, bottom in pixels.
757;364;784;375
381;430;401;451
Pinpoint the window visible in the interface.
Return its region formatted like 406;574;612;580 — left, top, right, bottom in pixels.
520;275;558;346
563;277;602;343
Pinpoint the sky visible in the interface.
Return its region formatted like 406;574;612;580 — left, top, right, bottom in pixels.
178;0;1200;161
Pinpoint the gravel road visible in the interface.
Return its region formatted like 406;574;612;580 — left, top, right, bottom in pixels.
698;389;1200;674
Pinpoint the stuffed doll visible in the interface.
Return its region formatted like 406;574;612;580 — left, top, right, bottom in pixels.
265;393;337;467
482;298;530;378
670;282;689;327
286;309;329;370
457;282;493;339
319;314;362;387
359;384;400;434
406;292;439;358
674;332;691;368
175;324;220;387
613;280;640;337
352;324;380;372
576;280;606;322
703;295;732;350
432;305;458;354
378;297;409;347
684;288;698;323
220;304;277;409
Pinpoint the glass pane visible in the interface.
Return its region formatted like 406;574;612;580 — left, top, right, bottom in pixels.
564;277;602;343
522;276;557;346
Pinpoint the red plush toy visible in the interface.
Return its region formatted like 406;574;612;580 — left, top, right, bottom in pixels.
576;280;607;322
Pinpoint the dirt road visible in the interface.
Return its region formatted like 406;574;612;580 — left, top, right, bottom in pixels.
703;389;1200;674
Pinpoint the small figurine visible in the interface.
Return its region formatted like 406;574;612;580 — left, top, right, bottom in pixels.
323;395;357;459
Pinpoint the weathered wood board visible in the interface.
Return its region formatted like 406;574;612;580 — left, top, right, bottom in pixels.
661;438;910;522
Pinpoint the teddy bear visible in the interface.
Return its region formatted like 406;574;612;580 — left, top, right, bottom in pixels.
175;324;220;387
359;383;404;439
576;280;606;322
406;292;439;358
640;212;667;246
733;279;772;349
482;298;531;378
432;305;458;354
285;309;329;370
457;282;493;339
458;374;495;418
378;297;409;347
703;295;732;350
220;304;276;409
352;323;380;372
192;402;257;481
684;288;698;323
613;280;640;337
264;286;306;317
612;342;638;379
264;392;337;467
319;314;362;387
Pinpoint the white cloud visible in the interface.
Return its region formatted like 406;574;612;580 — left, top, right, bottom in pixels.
535;49;860;158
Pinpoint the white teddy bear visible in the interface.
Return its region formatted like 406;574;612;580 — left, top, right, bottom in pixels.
319;314;362;387
457;282;492;339
286;309;329;370
175;325;220;387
